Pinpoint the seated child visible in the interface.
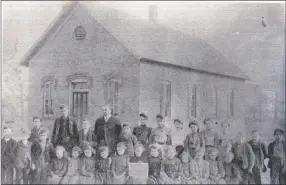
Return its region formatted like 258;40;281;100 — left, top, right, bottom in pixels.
111;142;129;184
190;148;210;184
127;143;149;184
97;146;112;184
130;143;149;163
79;117;97;148
1;126;17;184
48;145;69;184
30;127;54;184
207;147;226;184
223;152;242;184
147;144;163;184
79;144;98;184
160;145;182;184
62;146;82;184
179;152;195;184
15;131;31;184
118;122;138;157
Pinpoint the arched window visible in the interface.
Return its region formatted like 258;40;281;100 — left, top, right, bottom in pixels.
188;84;197;118
42;76;56;117
74;26;87;40
160;81;171;118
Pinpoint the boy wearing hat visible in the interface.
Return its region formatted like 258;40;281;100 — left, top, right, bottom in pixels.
268;129;285;184
1;126;17;184
133;113;152;148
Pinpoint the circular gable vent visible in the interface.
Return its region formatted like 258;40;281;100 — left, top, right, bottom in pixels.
74;26;86;40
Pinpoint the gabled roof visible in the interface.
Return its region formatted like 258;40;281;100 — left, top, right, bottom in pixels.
20;1;248;80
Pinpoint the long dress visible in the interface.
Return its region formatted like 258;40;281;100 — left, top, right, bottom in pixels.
48;158;68;184
160;157;182;184
217;132;233;160
179;162;195;184
184;132;204;158
208;160;226;184
223;161;242;184
79;157;98;184
190;159;210;184
110;153;129;184
61;158;80;184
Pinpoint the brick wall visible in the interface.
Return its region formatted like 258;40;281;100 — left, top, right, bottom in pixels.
139;61;246;135
27;5;140;133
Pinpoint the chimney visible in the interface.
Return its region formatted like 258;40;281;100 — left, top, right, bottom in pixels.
149;5;158;22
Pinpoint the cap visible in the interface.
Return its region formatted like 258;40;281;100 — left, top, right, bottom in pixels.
139;113;148;120
156;114;163;120
274;129;284;135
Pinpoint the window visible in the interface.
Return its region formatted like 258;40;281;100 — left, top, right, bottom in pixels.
188;84;197;118
43;81;53;116
230;89;235;117
105;79;119;115
213;86;218;117
160;81;171;118
74;26;86;40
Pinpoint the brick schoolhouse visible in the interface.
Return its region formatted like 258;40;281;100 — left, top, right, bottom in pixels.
20;2;248;133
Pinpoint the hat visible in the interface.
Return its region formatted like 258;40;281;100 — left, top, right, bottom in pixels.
72;146;82;153
174;118;182;124
188;120;198;128
60;104;67;110
274;129;284;135
33;116;42;121
156;114;163;120
98;146;109;153
139;113;148;120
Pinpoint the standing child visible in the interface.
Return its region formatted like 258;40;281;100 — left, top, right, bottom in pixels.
1;126;17;184
223;152;242;184
48;145;69;184
147;144;163;184
118;122;138;157
170;118;187;152
30;128;54;184
232;132;255;184
268;129;285;185
111;142;129;184
190;148;210;184
179;152;195;184
97;146;112;184
248;130;268;184
217;120;233;161
184;120;204;158
79;117;97;148
15;132;32;184
207;147;226;184
62;146;82;184
201;117;219;160
160;145;182;184
28;116;42;144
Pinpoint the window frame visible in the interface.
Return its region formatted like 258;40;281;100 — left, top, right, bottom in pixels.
41;76;56;119
105;78;120;116
213;86;218;117
74;25;87;41
229;88;235;117
188;84;197;118
160;80;171;118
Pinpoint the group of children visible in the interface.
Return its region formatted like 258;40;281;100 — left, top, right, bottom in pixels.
1;113;285;184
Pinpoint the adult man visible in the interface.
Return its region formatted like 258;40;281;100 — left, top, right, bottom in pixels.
51;105;79;152
149;114;172;158
28;116;43;144
133;113;152;147
268;129;285;185
94;104;121;153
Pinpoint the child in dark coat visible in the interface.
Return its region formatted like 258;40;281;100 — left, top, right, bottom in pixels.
48;145;69;184
97;146;112;184
110;142;129;184
1;126;17;184
118;122;138;157
30;128;54;184
15;132;31;184
223;152;242;184
268;129;286;185
147;144;163;184
79;117;97;149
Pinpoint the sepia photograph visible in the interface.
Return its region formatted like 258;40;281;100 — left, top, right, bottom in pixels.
2;1;285;184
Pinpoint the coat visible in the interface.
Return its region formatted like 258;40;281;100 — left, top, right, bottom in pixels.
15;141;31;169
51;116;79;149
1;138;17;167
133;125;152;146
28;126;41;144
94;116;121;152
248;140;268;170
48;158;69;184
267;141;286;169
232;142;256;171
118;133;138;157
